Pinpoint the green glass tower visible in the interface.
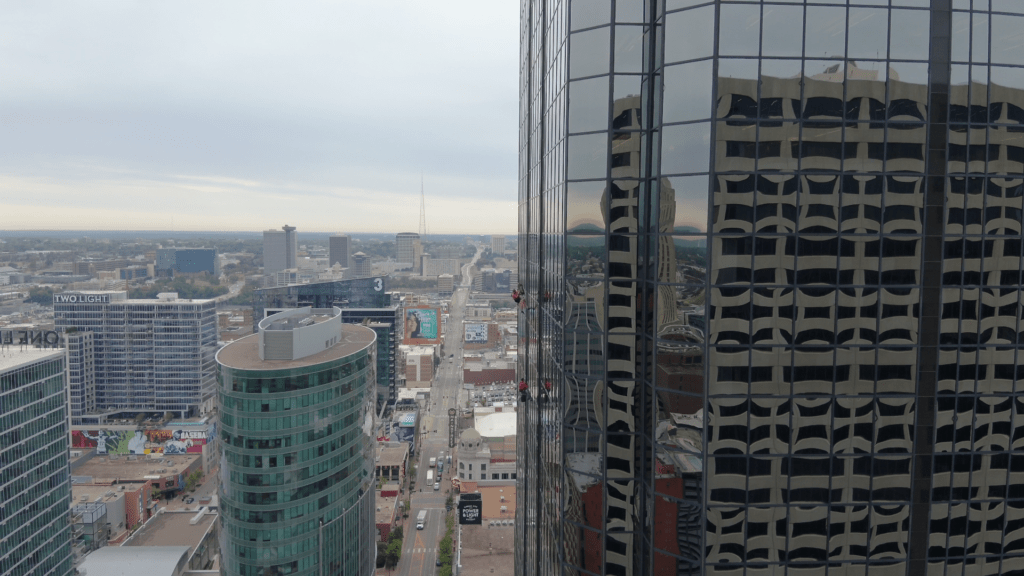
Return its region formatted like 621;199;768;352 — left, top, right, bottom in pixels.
217;307;377;576
0;348;73;576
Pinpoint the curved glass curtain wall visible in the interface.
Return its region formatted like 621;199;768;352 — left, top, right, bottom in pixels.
218;350;376;576
519;1;1024;576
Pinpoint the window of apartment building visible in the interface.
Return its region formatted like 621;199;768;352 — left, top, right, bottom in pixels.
492;474;499;480
480;464;486;471
502;473;509;479
459;462;464;469
459;472;464;480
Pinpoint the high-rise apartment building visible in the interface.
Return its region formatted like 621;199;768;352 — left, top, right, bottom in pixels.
518;3;1024;576
54;291;218;425
396;232;420;265
0;348;74;576
329;233;351;268
491;234;506;255
264;224;297;275
217;307;377;576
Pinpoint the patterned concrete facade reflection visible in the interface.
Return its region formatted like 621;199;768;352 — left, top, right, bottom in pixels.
517;1;1024;575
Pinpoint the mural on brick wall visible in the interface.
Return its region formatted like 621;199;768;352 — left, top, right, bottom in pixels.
72;425;215;455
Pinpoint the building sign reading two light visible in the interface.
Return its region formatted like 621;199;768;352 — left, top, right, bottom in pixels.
53;293;110;304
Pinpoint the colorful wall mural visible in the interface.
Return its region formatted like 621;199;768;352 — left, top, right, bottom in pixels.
72;425;215;455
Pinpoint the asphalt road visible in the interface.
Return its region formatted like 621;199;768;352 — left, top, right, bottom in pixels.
396;245;480;576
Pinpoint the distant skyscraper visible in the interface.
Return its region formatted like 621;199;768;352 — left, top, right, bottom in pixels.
155;247;219;276
491;234;505;255
0;348;73;576
518;2;1024;576
54;290;218;425
351;251;372;278
217;307;377;576
329;234;351;268
395;232;419;265
263;224;297;275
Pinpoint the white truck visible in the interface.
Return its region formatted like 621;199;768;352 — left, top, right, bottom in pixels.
416;510;427;530
426;470;434;484
429;457;436;468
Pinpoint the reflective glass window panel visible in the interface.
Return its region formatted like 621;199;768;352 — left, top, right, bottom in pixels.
663;60;713;124
889;9;930;61
971;13;990;66
848;8;889;61
992;14;1024;66
804;6;846;60
761;4;803;58
569;76;611;134
662;122;711;175
952;11;970;63
717;58;758;81
719;3;761;58
664;6;714;63
665;176;710;234
568;133;609;180
571;0;611;31
570;27;611;79
568;180;610;234
615;0;644;23
615;25;645;73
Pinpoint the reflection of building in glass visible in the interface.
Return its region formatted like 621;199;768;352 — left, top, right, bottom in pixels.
518;3;1024;576
217;308;376;576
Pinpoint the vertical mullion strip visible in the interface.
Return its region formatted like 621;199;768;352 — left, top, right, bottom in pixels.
908;3;952;576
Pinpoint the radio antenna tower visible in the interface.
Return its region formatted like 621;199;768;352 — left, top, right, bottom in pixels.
418;175;427;238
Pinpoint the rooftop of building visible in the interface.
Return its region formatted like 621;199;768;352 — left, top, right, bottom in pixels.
375;494;397;524
125;509;217;549
0;346;63;373
79;545;192;576
72;452;200;482
377;444;409;467
216;322;375;371
71;481;146;505
459;524;514;576
54;289;214;304
475;412;517;439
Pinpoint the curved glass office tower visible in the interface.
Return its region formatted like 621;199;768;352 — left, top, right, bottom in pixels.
217;307;377;576
517;2;1024;575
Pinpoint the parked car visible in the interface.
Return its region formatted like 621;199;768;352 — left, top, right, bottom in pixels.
185;497;195;504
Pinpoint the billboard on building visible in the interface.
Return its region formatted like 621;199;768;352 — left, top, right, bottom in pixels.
72;425;215;455
458;500;483;525
465;323;488;343
404;306;439;344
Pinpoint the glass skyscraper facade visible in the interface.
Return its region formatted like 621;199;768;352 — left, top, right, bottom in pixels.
517;1;1024;575
0;349;73;576
217;308;377;576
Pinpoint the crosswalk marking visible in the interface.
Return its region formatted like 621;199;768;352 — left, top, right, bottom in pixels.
404;547;436;554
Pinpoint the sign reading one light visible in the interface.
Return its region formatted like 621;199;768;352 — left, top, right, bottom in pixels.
0;330;62;347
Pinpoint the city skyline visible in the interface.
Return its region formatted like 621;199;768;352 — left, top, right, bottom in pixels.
0;2;519;234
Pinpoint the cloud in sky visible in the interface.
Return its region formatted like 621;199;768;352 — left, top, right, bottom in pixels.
0;1;519;233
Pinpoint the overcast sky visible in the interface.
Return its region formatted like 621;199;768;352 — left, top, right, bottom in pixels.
0;2;520;234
